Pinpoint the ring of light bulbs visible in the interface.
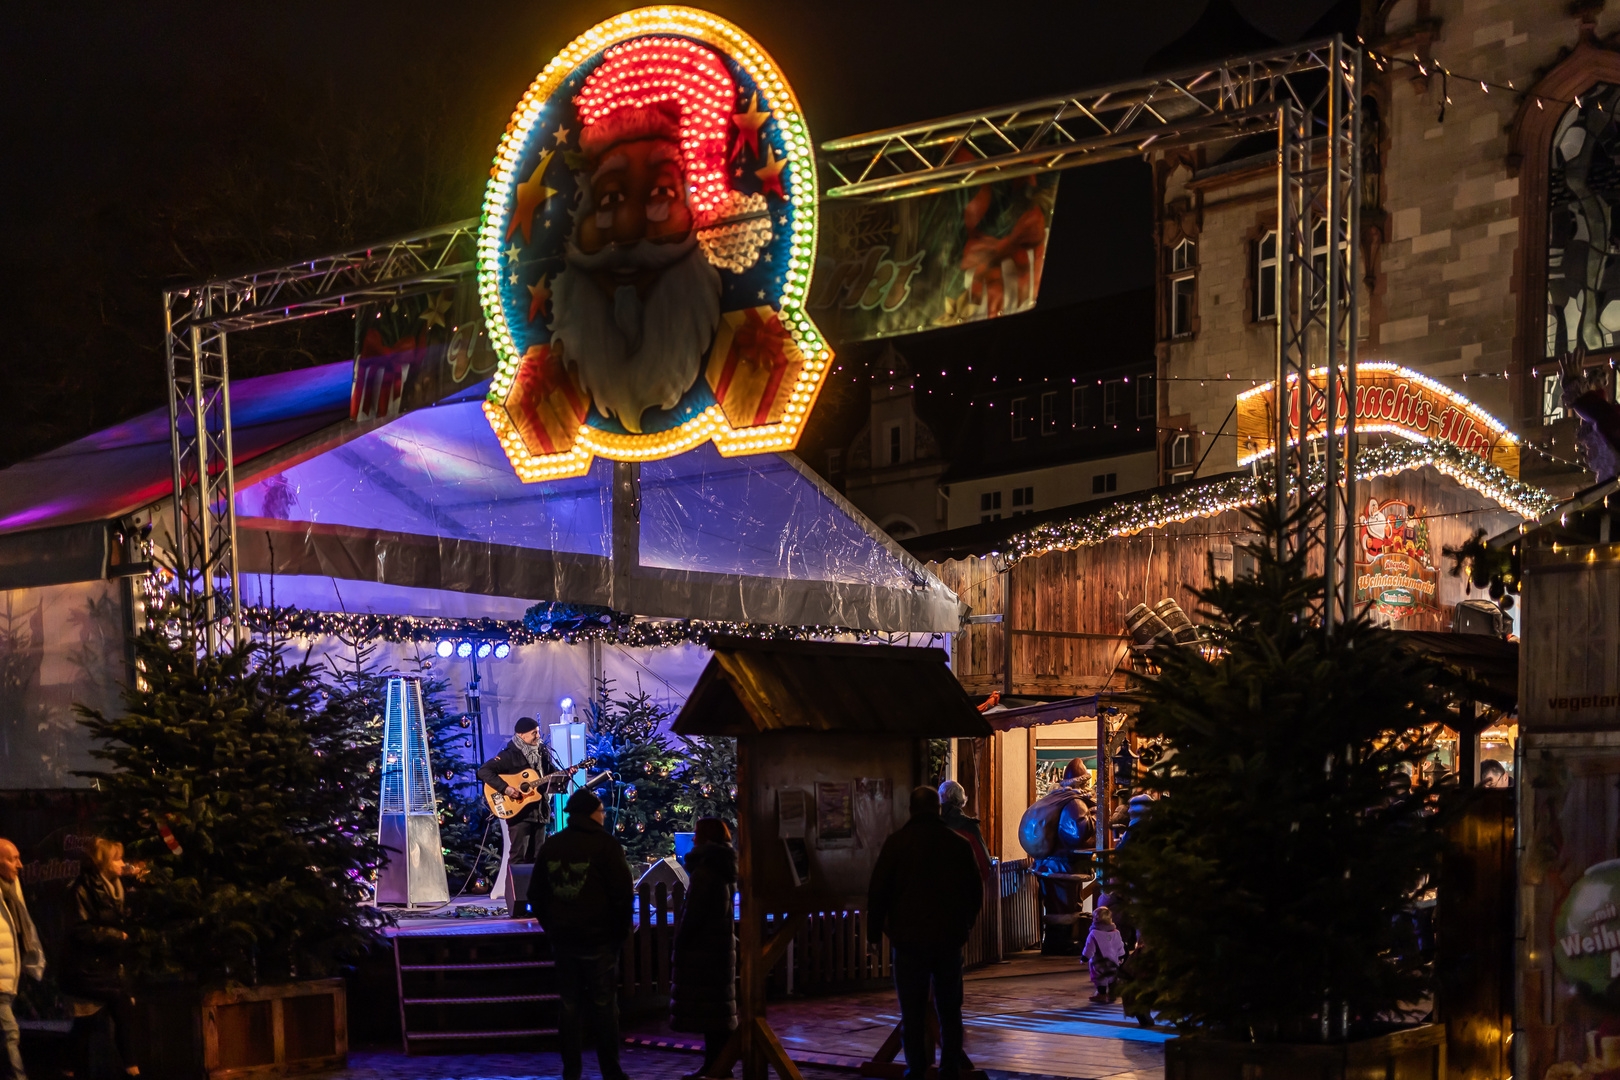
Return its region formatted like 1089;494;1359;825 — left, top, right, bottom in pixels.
477;7;832;482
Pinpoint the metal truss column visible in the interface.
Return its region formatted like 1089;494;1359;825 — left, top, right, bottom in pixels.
1272;38;1361;629
164;290;241;649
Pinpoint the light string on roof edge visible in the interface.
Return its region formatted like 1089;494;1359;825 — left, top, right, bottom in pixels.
999;439;1557;563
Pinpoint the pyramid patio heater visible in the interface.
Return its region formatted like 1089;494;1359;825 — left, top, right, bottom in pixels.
376;676;449;906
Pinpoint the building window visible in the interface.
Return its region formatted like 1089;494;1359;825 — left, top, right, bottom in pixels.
1548;85;1620;356
1010;397;1028;440
1011;486;1035;515
1072;386;1098;428
1168;432;1193;469
1136;375;1155;420
979;490;1001;524
887;423;902;464
1092;472;1118;494
1040;391;1057;435
1255;230;1277;320
826;448;843;479
1169;238;1196;338
1543;372;1566;425
1103;380;1122;424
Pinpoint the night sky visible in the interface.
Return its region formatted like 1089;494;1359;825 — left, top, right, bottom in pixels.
0;0;1341;465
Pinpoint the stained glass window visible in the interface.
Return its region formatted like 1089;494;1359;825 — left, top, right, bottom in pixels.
1547;84;1620;356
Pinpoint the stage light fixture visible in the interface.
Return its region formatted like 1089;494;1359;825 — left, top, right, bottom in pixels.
559;697;573;711
435;640;455;658
456;641;474;658
493;642;511;659
476;641;493;659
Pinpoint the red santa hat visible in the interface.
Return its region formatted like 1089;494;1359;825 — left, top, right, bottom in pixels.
575;36;736;224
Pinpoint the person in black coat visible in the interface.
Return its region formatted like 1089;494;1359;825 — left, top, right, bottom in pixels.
868;786;984;1080
670;818;737;1079
61;838;138;1078
529;788;634;1080
476;717;558;865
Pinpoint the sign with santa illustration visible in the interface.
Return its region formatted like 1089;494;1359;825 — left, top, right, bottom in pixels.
477;8;831;481
1354;496;1439;621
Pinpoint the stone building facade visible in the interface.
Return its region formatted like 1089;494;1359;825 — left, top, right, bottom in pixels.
1155;0;1620;494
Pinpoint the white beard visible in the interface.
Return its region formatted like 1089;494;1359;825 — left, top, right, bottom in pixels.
550;237;722;433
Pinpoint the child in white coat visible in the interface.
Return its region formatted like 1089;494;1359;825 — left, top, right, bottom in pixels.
1082;906;1126;1003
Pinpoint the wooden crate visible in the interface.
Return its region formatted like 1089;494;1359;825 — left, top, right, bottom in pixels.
139;977;347;1079
1166;1023;1445;1080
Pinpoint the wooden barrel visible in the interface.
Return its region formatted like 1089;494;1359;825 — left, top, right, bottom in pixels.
1124;603;1174;647
1155;598;1202;644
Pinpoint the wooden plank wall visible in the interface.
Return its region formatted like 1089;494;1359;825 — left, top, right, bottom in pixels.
930;467;1521;697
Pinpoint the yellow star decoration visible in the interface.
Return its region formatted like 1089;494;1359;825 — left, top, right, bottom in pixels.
553;124;572;146
504;243;521;265
732;92;770;156
754;145;787;198
526;274;553;324
418;292;453;330
507;151;557;244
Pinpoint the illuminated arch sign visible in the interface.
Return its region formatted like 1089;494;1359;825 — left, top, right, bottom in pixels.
476;8;830;481
1235;363;1520;477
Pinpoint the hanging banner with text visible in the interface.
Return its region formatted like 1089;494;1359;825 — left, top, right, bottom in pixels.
1234;363;1520;477
807;172;1059;343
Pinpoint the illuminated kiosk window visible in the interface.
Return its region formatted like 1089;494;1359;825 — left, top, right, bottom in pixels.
1233;362;1522;479
376;676;449;907
478;8;832;481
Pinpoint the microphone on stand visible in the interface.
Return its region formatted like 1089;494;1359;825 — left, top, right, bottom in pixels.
582;770;613;789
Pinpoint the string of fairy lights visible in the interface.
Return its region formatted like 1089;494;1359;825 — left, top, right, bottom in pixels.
243;605;884;650
998;439;1558;564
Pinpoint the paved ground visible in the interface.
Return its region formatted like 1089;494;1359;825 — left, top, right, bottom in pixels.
313;952;1167;1080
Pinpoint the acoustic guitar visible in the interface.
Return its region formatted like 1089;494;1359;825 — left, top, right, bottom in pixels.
483;759;596;820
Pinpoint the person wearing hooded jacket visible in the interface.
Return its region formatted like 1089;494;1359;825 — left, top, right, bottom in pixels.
868;786;983;1080
62;838;138;1077
669;818;737;1080
530;788;634;1080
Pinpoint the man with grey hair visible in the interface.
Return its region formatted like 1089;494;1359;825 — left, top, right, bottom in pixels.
938;780;992;884
0;839;42;1078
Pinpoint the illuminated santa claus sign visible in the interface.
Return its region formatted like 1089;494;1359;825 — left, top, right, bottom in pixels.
477;7;831;480
1234;362;1521;477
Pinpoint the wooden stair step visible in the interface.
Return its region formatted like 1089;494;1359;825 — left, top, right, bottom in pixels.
398;959;552;972
404;993;559;1005
405;1027;558;1040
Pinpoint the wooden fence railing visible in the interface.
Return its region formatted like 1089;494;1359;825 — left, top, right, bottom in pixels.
618;857;1043;1009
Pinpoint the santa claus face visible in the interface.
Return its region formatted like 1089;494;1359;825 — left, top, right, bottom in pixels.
551;134;722;434
576;138;695;283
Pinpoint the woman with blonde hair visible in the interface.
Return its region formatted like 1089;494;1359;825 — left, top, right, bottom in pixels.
61;837;138;1077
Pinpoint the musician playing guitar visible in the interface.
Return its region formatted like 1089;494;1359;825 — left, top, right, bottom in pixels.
475;717;558;865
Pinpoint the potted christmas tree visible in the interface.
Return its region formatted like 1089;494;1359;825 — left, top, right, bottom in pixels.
1114;501;1450;1080
74;609;385;1078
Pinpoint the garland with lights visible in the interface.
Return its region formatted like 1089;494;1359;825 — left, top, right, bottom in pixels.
242;604;881;649
1004;440;1557;563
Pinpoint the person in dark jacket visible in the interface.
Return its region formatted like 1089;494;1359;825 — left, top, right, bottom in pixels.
61;838;138;1077
868;787;984;1080
530;788;634;1080
669;818;737;1080
477;717;559;865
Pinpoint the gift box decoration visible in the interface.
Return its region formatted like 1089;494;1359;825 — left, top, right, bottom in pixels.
705;306;806;429
502;343;589;456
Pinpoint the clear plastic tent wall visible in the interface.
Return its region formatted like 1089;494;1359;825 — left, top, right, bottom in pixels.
234;398;961;632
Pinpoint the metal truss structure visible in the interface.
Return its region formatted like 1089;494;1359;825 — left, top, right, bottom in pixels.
163;37;1367;645
163;220;478;645
822;36;1364;627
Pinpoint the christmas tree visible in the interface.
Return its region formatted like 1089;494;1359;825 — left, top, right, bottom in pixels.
673;734;737;829
74;611;385;985
585;680;682;862
1113;500;1450;1042
315;634;501;895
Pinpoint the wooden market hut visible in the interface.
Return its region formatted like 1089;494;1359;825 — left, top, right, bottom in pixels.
672;637;993;1080
902;442;1552;860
